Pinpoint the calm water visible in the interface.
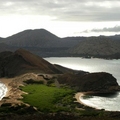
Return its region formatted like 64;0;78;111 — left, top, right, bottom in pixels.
44;57;120;111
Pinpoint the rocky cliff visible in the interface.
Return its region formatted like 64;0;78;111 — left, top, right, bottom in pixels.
57;72;120;93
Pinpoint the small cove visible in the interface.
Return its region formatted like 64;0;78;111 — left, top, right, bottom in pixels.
45;57;120;111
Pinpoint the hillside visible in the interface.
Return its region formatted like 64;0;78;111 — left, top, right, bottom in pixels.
68;36;120;59
0;49;62;77
0;49;120;120
0;37;3;40
0;43;16;52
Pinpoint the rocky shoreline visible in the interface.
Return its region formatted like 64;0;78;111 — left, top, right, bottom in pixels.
0;72;120;108
0;49;120;119
0;73;120;120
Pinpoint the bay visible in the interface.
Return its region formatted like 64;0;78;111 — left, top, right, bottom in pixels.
44;57;120;111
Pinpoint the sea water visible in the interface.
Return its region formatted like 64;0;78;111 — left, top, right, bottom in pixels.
44;57;120;111
0;82;7;100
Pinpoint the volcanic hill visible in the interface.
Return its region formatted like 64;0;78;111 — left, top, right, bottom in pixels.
0;49;62;77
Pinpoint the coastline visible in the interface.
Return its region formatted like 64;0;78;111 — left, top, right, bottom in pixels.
0;78;13;97
0;73;43;106
0;77;24;106
75;92;86;106
0;78;90;108
75;92;98;110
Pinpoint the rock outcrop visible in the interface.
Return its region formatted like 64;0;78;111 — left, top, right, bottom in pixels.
57;72;120;93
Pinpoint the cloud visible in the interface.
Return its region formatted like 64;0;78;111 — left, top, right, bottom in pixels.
0;0;120;21
82;26;120;33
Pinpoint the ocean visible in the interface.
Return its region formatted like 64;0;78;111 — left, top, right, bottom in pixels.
44;57;120;111
0;57;120;111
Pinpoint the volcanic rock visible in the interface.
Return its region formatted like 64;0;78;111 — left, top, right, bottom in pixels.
0;49;62;77
57;72;120;93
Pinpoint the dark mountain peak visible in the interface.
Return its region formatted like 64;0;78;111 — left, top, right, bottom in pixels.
6;28;59;40
3;29;60;47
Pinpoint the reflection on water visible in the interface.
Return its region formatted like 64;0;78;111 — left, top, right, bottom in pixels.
80;92;120;111
44;57;120;84
45;57;120;111
0;82;7;100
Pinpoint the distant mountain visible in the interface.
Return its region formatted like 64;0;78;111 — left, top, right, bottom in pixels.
0;29;120;58
67;36;120;59
0;43;16;52
0;29;83;57
108;34;120;41
1;29;83;48
62;37;86;47
2;29;61;47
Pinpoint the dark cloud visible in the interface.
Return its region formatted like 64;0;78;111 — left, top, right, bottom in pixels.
91;26;120;32
82;26;120;33
0;0;120;21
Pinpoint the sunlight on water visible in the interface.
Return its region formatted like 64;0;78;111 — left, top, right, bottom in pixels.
44;57;120;84
45;57;120;111
0;82;7;100
80;92;120;111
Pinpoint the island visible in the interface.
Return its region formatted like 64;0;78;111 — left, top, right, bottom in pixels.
0;49;120;120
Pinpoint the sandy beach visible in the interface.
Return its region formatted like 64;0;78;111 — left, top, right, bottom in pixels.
0;77;23;106
0;78;13;97
0;74;94;109
75;92;88;106
0;73;47;106
0;77;85;106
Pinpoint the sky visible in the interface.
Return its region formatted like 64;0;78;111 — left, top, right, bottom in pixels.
1;0;120;38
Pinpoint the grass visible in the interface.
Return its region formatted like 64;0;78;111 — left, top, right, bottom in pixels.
21;84;76;112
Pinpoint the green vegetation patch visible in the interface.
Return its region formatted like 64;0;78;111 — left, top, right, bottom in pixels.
21;84;75;112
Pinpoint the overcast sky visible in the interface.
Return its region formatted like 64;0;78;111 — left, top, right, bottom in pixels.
1;0;120;37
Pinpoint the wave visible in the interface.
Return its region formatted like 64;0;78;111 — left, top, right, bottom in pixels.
0;82;7;100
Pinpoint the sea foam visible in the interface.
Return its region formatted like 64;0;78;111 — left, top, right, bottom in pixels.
0;82;7;100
